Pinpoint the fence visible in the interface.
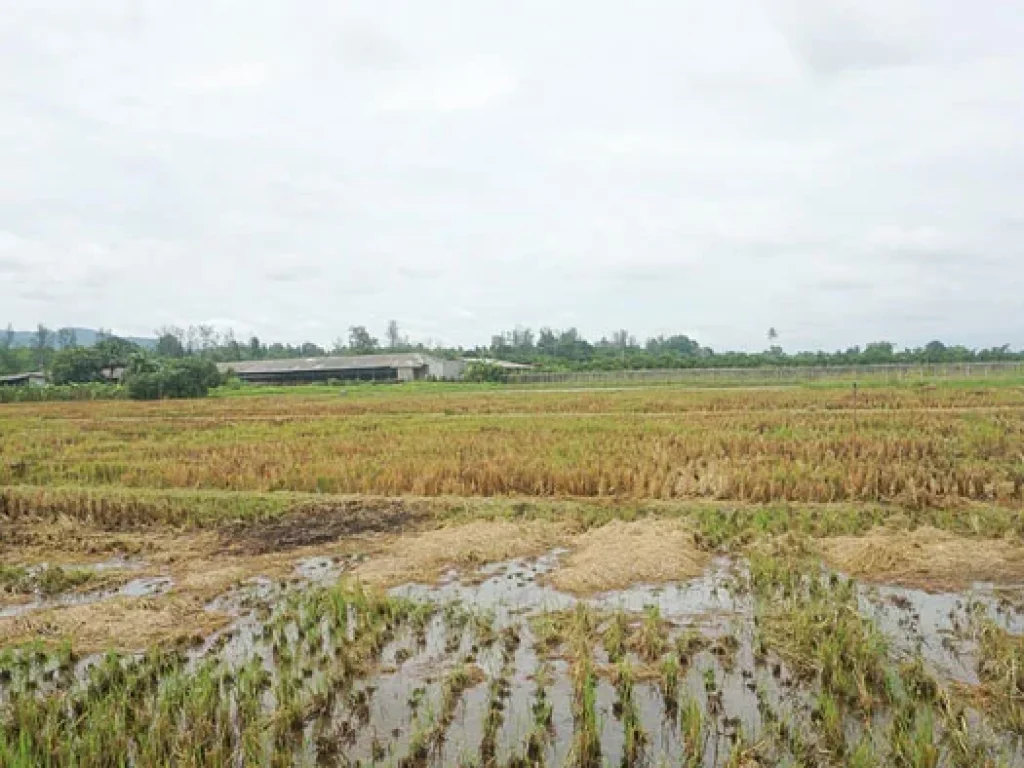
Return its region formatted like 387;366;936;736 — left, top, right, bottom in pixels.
504;361;1024;388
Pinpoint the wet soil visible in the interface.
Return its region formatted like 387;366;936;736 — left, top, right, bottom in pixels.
6;539;1024;765
0;576;174;619
219;498;434;555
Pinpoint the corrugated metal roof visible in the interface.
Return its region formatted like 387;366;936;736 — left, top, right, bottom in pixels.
465;358;535;370
217;354;437;375
0;371;46;384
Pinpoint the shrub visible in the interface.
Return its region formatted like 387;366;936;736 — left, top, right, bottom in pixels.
49;347;107;385
464;362;508;383
125;358;223;400
0;383;124;404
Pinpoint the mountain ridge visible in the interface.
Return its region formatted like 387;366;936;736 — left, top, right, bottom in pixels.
4;327;157;349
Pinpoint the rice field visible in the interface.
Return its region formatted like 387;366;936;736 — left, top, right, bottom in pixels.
3;381;1024;766
3;384;1024;506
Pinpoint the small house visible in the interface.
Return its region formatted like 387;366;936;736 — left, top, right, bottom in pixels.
0;372;48;388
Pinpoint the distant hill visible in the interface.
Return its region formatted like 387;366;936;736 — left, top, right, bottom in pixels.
6;328;157;349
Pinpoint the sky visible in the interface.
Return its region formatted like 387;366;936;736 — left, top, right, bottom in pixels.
1;1;1023;352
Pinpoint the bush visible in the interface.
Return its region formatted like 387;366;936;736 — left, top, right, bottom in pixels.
49;347;106;385
464;362;508;383
125;358;223;400
0;383;124;404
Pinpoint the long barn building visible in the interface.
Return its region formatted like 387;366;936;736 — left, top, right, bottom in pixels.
218;353;467;384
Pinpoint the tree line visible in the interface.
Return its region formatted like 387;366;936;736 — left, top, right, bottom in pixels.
147;322;430;361
0;325;221;400
3;321;1024;385
481;330;1024;371
141;323;1024;370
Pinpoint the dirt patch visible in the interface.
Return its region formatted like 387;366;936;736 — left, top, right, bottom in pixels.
0;518;383;649
547;519;708;595
352;520;566;586
0;595;231;652
817;526;1024;590
0;519;173;563
220;499;434;555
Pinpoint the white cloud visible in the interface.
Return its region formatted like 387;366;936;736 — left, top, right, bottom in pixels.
865;226;947;253
369;58;520;113
174;62;270;93
0;0;1022;351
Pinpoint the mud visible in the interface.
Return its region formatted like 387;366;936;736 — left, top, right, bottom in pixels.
352;520;566;587
343;554;818;767
860;580;1024;685
219;498;433;555
0;576;174;619
392;551;743;629
6;539;1024;766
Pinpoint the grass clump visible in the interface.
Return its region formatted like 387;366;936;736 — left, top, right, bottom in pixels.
0;564;96;597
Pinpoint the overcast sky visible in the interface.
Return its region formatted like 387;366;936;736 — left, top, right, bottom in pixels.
1;1;1022;351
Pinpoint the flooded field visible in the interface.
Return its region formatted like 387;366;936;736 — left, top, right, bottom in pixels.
4;528;1024;767
4;384;1024;765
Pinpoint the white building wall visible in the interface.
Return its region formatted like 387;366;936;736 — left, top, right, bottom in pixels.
442;360;467;380
425;357;467;380
426;357;445;379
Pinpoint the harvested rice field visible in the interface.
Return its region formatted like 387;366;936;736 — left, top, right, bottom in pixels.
3;381;1024;766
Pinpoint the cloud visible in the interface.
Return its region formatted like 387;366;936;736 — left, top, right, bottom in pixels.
0;256;28;275
262;253;323;283
813;276;873;293
18;286;61;302
369;58;520;113
865;225;947;253
770;0;928;75
264;269;310;283
396;264;444;281
336;18;406;70
174;63;269;93
0;0;1022;351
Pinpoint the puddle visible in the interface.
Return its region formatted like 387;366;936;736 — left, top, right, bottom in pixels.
6;548;1024;767
87;556;148;572
205;576;277;614
859;581;1024;685
592;558;745;621
373;551;805;766
392;552;743;629
392;549;576;625
0;576;173;619
294;555;346;583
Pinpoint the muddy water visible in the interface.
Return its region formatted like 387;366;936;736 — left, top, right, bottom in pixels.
7;547;1024;766
392;552;743;628
859;580;1024;685
0;576;173;619
377;552;808;767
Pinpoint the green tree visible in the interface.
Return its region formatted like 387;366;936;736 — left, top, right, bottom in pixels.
248;335;264;360
348;326;379;354
862;342;895;364
56;327;78;350
387;320;401;350
49;346;105;385
125;358;222;400
646;334;700;356
0;324;15;373
155;327;186;358
33;324;53;369
464;362;508;383
94;336;140;369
